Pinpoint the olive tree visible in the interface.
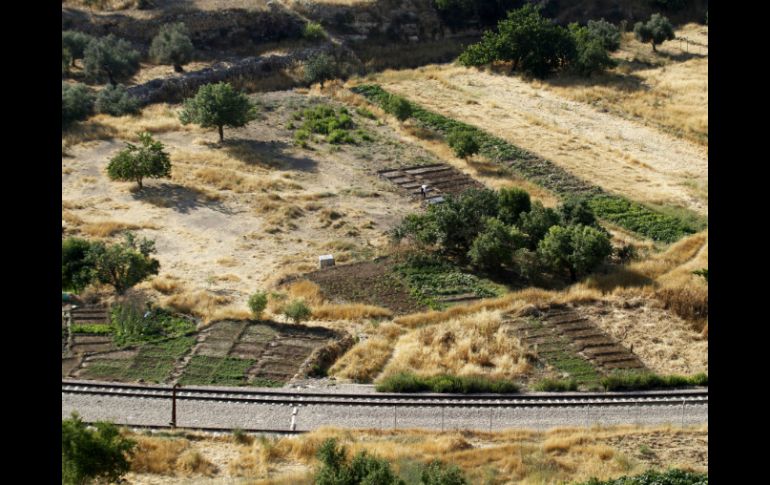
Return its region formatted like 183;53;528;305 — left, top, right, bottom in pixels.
586;19;621;51
304;53;339;88
62;30;95;67
107;132;171;189
179;82;256;142
83;34;140;85
634;14;675;52
62;82;94;127
537;224;612;281
149;22;194;72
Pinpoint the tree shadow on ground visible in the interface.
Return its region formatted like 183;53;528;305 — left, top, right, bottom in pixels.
539;69;648;92
131;183;234;215
657;50;707;63
205;138;319;173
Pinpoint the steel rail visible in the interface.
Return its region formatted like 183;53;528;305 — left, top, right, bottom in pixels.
62;380;707;408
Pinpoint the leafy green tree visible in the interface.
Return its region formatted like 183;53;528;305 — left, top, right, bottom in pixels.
570;24;616;75
467;217;525;271
382;94;412;121
634;14;675;52
519;201;561;249
86;232;161;294
558;197;597;227
304;53;339;88
537;224;612;281
62;412;136;485
62;238;97;292
586;19;621;51
62;82;95;127
458;4;576;77
420;459;468;485
83;34;141;85
95;84;140;116
149;22;194;72
107;132;171;189
430;188;499;254
62;30;95;67
283;299;311;324
447;128;480;159
497;187;531;226
314;438;405;485
179;82;256;142
391;212;439;246
248;291;268;319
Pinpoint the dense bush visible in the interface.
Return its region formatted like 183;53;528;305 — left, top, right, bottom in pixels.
634;14;675;52
420;460;468;485
149;22;194;72
283;299;311;324
107;132;171;189
558;197;599;227
534;378;579;392
95;84;140;116
303;21;327;40
315;438;404;485
600;371;708;391
62;237;97;292
570;24;617;76
446;128;480;159
62;82;94;127
518;201;561;249
290;104;364;144
586;19;621;51
83;34;140;85
62;413;135;485
304;53;339;87
248;291;268;319
376;372;519;393
537;224;612;281
87;233;161;294
179;82;256;141
430;188;499;254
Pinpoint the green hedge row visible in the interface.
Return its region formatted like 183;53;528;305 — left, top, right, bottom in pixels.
352;84;704;243
376;372;519;393
600;372;708;391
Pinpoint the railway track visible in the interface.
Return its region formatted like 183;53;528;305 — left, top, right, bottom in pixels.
62;380;707;409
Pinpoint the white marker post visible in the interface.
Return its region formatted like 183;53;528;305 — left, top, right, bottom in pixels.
290;406;298;431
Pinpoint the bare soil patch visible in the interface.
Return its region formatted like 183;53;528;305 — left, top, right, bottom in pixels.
303;258;424;316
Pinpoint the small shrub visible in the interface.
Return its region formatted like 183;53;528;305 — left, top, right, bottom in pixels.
303;21;327;40
382;94;412;121
95;84;140;116
304;53;339;87
420;459;468;485
534;378;578;392
446;128;480;159
107;131;171;189
328;128;356;144
283;299;311;324
248;291;268;319
314;438;403;485
62;82;94;127
355;106;376;119
149;22;194;72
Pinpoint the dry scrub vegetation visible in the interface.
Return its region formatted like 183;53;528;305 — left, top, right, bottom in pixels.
123;425;707;484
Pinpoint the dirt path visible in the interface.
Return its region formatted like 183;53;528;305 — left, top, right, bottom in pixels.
371;65;707;215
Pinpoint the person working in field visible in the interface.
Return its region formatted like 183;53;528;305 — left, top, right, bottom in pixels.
420;184;428;199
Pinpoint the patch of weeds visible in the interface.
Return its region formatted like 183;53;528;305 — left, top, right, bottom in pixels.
394;253;504;309
600;371;708;391
71;323;113;335
574;469;708;485
287;104;372;145
533;378;578;392
355;106;376;119
179;355;256;386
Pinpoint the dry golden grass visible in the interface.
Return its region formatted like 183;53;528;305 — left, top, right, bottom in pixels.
62;104;196;147
150;275;185;295
329;323;404;382
381;310;533;380
79;220;158;238
176;449;218;476
163;290;234;323
225;425;707;484
535;25;708;146
313;303;393;321
130;436;190;475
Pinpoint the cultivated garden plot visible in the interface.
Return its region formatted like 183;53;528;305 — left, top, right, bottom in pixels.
378;163;484;202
